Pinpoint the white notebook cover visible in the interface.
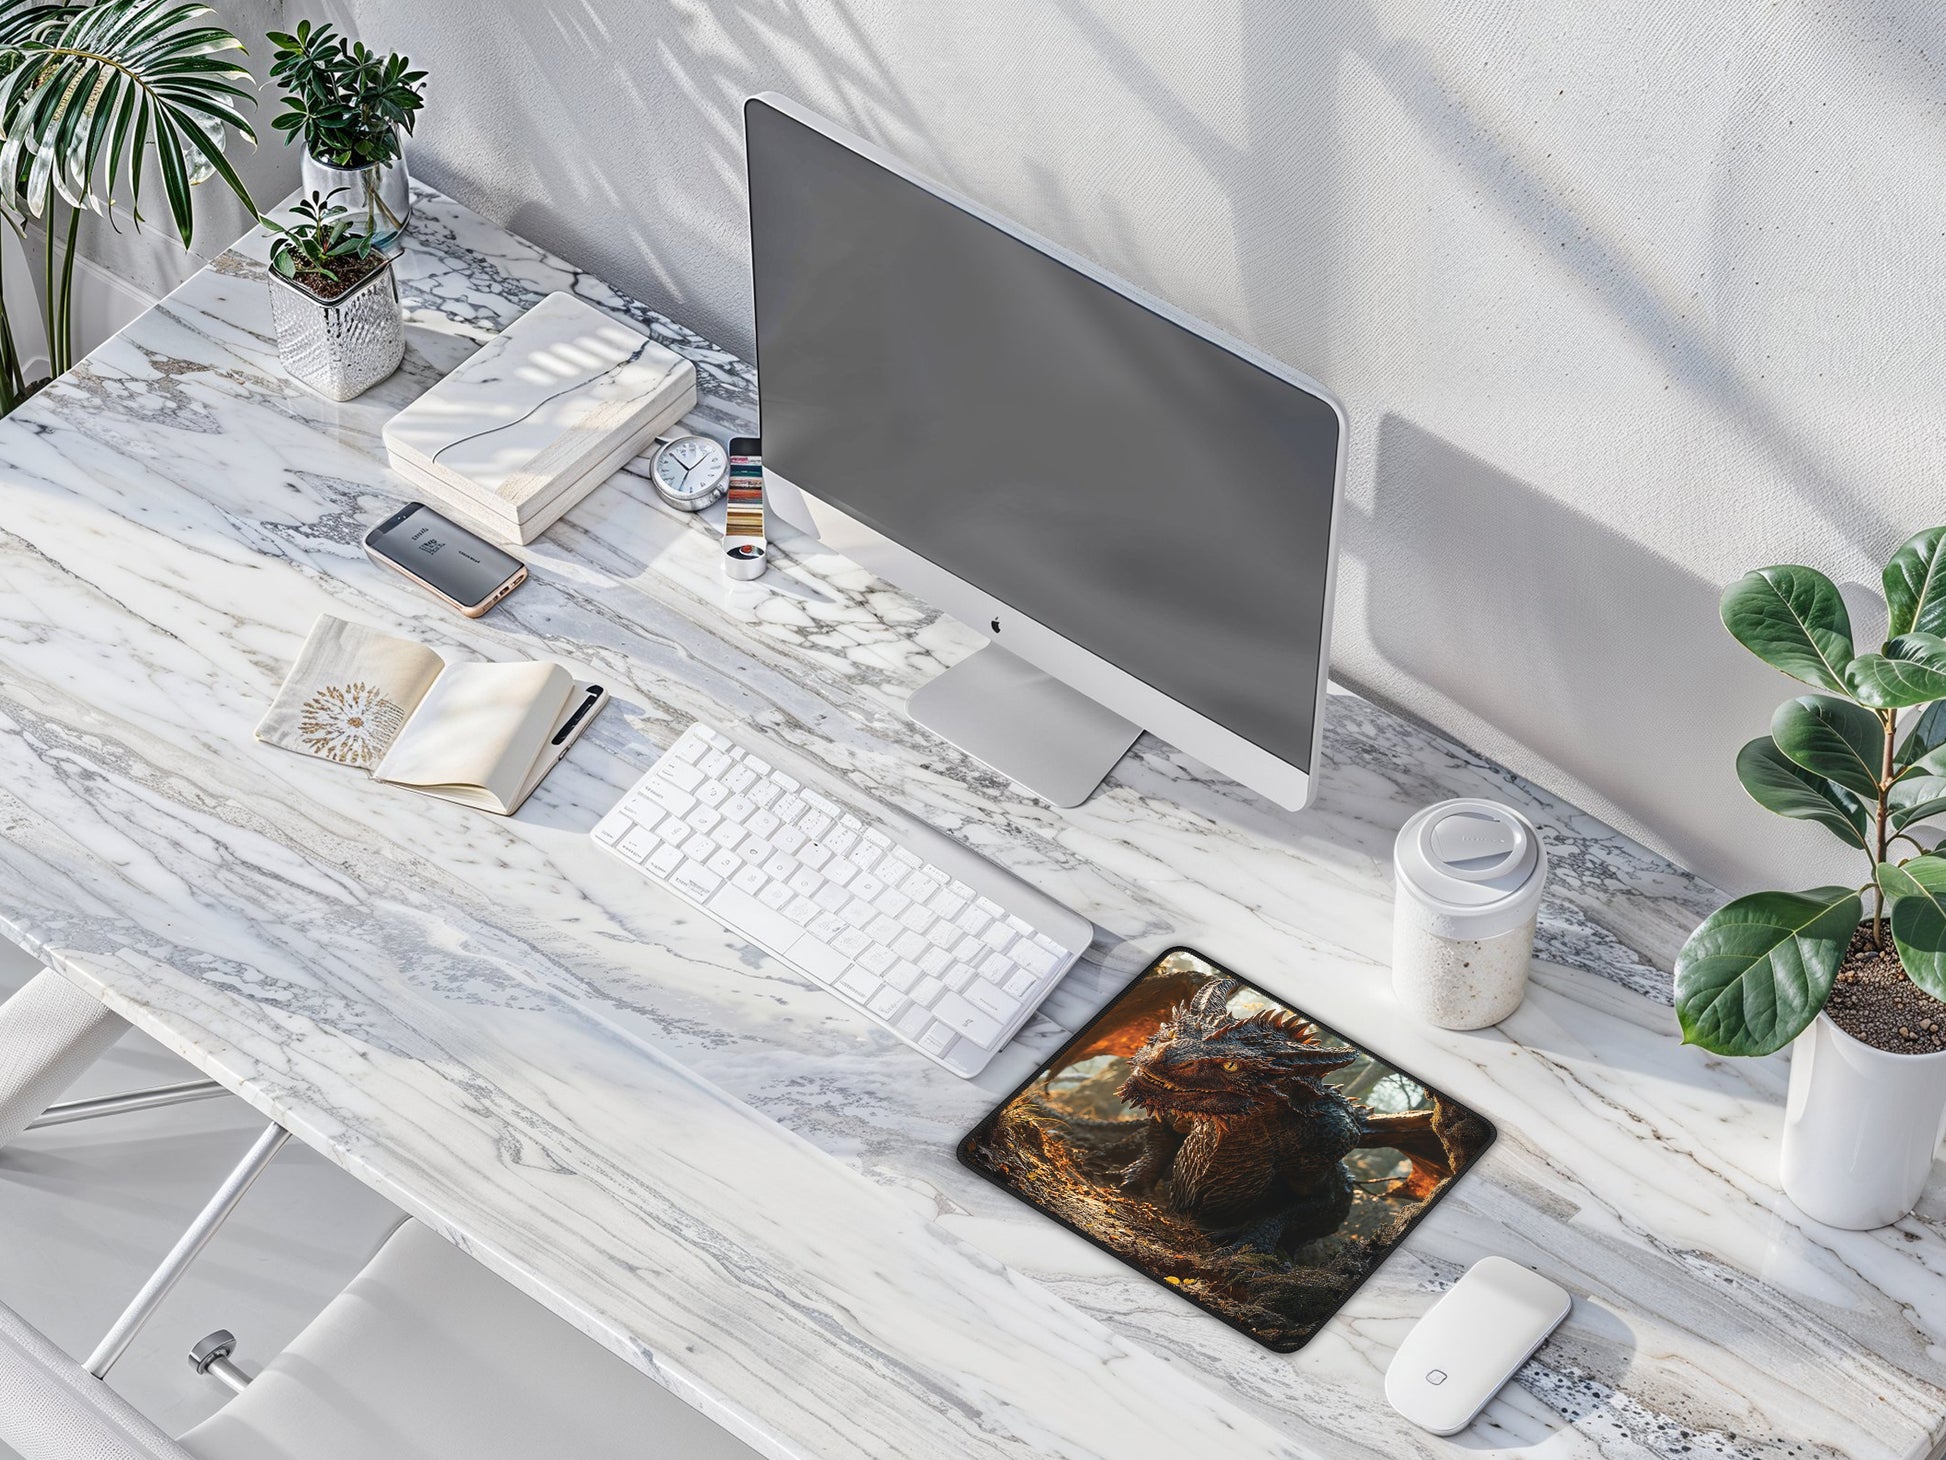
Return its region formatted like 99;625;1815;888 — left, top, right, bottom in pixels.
383;292;696;528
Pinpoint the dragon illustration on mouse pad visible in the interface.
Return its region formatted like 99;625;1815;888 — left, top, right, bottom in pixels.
958;947;1495;1351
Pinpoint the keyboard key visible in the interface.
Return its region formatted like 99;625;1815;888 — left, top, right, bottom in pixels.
980;952;1014;981
966;980;1021;1020
809;912;846;943
749;808;782;837
705;883;801;953
867;914;902;944
800;843;832;871
670;864;722;901
660;760;704;792
932;992;1000;1046
697;781;729;808
835;967;879;1003
918;1022;957;1056
775;794;806;823
893;930;928;961
683;834;716;862
644;780;695;818
593;815;632;846
700;750;733;778
842;899;875;928
725;764;757;794
827;827;860;857
738;835;772;862
1014;943;1059;978
775;826;808;855
646;843;685;878
926;922;958;951
786;896;819;925
758;881;793;911
1004;968;1040;997
894;1004;932;1039
866;986;906;1020
803;789;842;818
873;886;909;918
880;957;916;990
943;961;979;992
686;805;721;834
851;844;883;873
814;883;850;913
981;924;1017;953
954;935;985;963
918;947;952;977
1006;914;1035;937
955;904;992;936
617;826;661;862
826;859;857;887
764;853;796;882
833;927;871;958
707;848;741;878
788;867;822;898
720;793;754;822
672;735;707;764
888;846;921;872
745;754;772;776
910;975;943;1006
933;892;967;922
749;780;782;809
709;822;744;852
901;870;937;901
732;864;768;895
792;942;846;987
800;810;834;839
699;727;731;751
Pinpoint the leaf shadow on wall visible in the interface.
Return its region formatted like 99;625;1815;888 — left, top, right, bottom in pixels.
1357;413;1857;894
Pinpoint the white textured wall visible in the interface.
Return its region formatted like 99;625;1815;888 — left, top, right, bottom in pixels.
286;0;1943;896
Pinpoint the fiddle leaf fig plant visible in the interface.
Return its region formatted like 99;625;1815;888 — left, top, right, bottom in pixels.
1675;527;1946;1056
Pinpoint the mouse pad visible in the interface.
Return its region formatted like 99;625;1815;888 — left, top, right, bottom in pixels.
958;946;1495;1352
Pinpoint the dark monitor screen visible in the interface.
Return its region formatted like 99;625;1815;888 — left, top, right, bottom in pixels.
746;99;1341;773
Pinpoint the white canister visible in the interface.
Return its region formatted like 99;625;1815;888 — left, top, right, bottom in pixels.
1392;799;1548;1030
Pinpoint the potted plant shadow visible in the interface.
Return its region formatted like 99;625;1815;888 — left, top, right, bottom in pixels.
265;190;405;402
1676;527;1946;1229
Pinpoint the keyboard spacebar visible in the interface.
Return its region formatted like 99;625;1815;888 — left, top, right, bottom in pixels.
704;883;803;957
705;883;856;987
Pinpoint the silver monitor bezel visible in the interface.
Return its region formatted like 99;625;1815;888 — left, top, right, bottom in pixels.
745;91;1347;811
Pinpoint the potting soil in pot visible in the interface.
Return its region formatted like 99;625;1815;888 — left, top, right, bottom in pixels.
1826;927;1946;1053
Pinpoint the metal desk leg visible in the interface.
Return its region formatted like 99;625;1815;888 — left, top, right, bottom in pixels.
0;969;130;1152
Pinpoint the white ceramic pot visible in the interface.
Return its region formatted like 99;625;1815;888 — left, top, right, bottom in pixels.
1781;1011;1946;1229
1392;799;1548;1030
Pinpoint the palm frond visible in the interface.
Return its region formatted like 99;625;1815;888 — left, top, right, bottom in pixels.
0;0;257;244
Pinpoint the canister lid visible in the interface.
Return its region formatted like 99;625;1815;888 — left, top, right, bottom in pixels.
1394;799;1547;940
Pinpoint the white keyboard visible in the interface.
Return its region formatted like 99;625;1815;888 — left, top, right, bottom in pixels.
593;722;1093;1076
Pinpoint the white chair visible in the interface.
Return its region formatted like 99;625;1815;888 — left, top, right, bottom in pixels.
0;1107;764;1460
177;1217;764;1460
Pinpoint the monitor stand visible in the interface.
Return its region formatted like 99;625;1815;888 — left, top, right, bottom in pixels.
907;643;1140;808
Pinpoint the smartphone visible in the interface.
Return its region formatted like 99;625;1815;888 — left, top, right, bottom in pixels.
364;503;528;617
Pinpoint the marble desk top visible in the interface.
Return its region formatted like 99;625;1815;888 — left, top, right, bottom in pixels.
0;184;1939;1460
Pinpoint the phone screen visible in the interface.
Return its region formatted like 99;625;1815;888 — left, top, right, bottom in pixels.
365;503;524;609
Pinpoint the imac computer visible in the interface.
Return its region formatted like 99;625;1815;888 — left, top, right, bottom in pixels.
744;94;1347;810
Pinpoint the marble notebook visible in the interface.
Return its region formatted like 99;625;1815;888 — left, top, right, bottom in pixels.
959;947;1496;1352
383;292;697;543
256;614;595;816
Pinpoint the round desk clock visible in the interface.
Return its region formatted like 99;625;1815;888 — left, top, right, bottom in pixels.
648;433;730;512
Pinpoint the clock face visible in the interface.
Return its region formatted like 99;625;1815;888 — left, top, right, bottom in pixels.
652;435;729;504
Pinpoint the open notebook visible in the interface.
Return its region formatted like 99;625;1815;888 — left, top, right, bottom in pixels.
257;615;605;815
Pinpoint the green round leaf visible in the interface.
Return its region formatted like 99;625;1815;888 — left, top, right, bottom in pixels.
1897;700;1946;768
1877;858;1946;1001
1770;695;1886;799
1844;633;1946;709
1720;566;1855;694
1890;775;1946;831
1885;526;1946;640
1675;887;1862;1055
1734;737;1868;847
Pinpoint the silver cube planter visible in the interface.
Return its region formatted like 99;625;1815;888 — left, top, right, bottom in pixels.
267;256;406;402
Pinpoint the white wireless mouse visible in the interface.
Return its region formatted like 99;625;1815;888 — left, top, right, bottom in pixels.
1384;1256;1571;1435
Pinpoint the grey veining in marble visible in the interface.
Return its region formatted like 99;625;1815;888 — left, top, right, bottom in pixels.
0;181;1940;1460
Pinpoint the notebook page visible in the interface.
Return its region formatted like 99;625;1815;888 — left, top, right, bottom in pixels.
255;615;446;770
373;660;572;813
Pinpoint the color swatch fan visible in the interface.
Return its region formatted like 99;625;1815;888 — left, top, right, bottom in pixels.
383;292;697;543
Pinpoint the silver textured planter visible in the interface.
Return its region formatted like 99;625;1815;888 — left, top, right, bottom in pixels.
267;256;406;402
301;144;411;251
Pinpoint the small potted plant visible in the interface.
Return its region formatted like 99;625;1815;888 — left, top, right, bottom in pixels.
267;20;425;250
264;190;405;401
1676;526;1946;1228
